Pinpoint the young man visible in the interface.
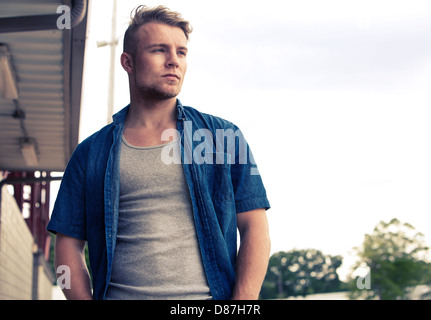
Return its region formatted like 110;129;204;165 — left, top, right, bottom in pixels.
47;5;270;300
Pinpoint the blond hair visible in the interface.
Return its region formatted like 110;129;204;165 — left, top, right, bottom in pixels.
123;5;192;57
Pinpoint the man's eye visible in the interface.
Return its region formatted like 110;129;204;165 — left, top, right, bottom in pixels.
153;48;165;53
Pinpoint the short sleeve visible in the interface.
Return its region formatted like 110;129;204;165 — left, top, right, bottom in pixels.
46;144;87;240
228;128;270;214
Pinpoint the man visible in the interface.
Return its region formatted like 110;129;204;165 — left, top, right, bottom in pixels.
47;5;270;300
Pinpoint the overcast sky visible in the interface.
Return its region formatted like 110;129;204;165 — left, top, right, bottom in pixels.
78;0;431;278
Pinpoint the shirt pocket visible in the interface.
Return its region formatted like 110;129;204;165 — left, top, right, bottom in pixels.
202;152;233;202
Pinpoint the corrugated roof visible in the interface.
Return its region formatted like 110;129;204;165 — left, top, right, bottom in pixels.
0;0;88;172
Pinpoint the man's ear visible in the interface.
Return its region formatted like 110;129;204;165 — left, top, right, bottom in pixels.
121;52;133;73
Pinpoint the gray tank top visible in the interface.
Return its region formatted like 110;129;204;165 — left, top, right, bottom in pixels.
105;137;211;300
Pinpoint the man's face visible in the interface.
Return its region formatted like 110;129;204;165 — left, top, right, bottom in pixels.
130;22;188;100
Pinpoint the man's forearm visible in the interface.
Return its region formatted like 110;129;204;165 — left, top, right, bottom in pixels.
55;234;93;300
231;221;271;300
58;261;92;300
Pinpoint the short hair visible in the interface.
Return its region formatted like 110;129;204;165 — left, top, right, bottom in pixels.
123;5;192;57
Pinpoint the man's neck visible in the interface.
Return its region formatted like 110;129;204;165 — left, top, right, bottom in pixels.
122;96;178;147
126;97;177;129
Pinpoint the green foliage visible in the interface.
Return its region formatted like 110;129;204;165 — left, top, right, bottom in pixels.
348;218;431;300
260;249;344;299
49;233;56;276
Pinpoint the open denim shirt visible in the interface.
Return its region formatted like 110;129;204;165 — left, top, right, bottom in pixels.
47;100;270;300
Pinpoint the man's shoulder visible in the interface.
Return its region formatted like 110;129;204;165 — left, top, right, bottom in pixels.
80;104;129;148
81;122;115;144
73;122;116;157
182;105;238;131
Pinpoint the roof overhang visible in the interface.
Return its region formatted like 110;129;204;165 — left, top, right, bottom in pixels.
0;0;88;172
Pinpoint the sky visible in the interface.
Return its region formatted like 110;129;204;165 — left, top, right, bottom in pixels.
75;0;431;279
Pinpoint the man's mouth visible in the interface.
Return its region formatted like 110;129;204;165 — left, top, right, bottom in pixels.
162;74;180;80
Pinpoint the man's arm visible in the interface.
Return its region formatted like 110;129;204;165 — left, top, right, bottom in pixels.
55;233;93;300
231;208;271;300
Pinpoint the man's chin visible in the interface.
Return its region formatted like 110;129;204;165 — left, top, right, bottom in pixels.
138;85;181;100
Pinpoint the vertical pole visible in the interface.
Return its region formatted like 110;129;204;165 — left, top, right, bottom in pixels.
106;0;117;124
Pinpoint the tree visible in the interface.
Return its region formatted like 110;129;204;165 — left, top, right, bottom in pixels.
348;218;431;300
260;249;344;299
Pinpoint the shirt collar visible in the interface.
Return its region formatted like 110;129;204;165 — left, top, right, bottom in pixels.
112;99;185;124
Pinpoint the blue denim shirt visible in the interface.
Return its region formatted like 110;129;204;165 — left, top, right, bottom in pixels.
47;100;270;300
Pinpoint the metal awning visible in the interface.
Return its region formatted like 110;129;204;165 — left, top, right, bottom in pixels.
0;0;88;172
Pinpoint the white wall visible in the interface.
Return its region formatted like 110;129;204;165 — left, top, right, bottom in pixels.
0;187;34;299
0;186;54;300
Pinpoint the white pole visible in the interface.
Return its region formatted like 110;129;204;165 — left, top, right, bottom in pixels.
107;0;117;124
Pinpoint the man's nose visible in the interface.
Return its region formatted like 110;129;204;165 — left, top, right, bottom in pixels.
166;50;179;68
